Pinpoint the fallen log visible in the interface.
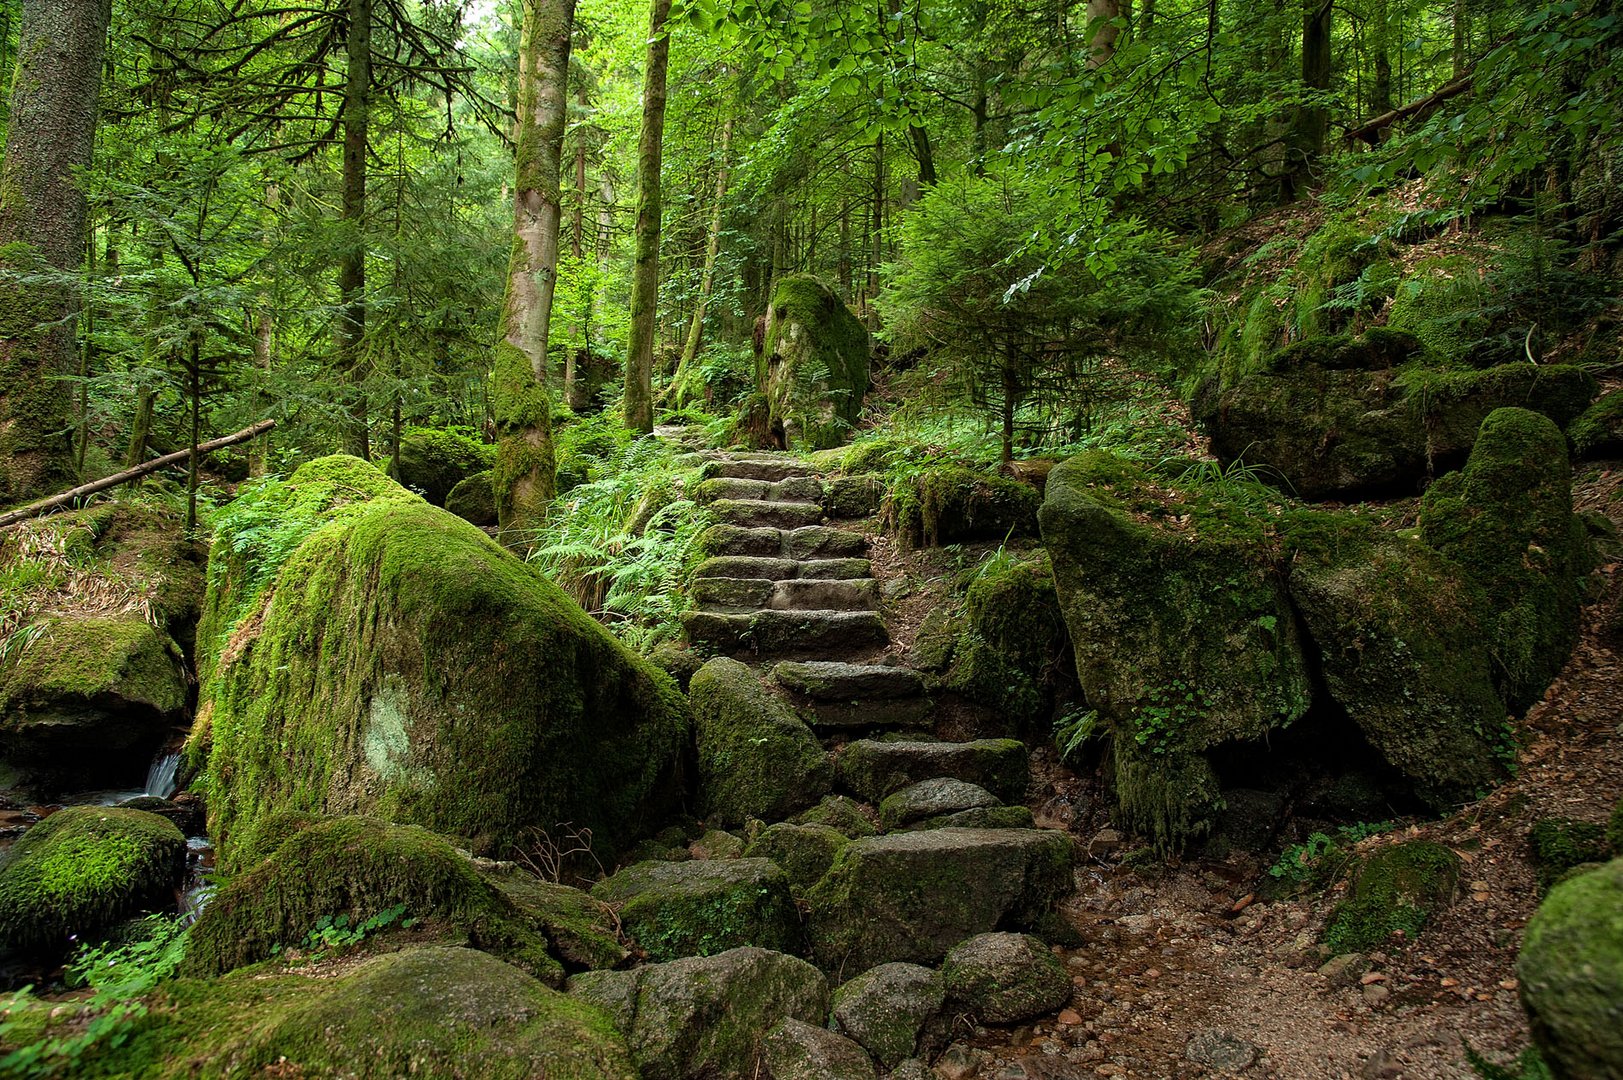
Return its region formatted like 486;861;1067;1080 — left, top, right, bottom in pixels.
0;419;276;529
1345;73;1474;145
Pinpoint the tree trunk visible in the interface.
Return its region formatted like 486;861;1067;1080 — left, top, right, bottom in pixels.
910;123;937;187
1086;0;1121;69
1452;0;1466;77
1282;0;1332;201
1370;0;1392;120
668;110;733;409
494;0;577;541
338;0;372;459
0;0;110;505
623;0;672;435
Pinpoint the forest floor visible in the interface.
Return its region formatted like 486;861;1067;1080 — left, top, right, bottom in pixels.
871;458;1623;1080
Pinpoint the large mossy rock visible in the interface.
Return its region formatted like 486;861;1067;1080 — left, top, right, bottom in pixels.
590;858;800;962
446;469;497;526
0;501;202;794
947;552;1068;730
568;947;831;1080
760;275;871;451
745;822;850;893
0;806;185;952
1196;341;1596;499
185;815;559;982
194;456;687;867
804;827;1075;974
1518;858;1623;1080
761;1018;879;1080
390;425;496;505
1419;408;1586;711
689;657;831;825
88;947;637;1079
1322;841;1460;955
880;464;1041;548
831;962;944;1069
941;931;1072;1024
1569;390;1623;460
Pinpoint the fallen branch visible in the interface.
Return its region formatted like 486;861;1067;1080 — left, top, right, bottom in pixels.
1345;73;1474;145
0;419;276;529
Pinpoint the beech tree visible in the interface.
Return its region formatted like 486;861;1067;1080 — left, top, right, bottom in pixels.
623;0;673;434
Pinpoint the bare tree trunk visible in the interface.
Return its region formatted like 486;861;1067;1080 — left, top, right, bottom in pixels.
668;111;733;408
1281;0;1332;201
1370;0;1392;119
0;0;110;505
1086;0;1121;68
623;0;673;435
338;0;372;459
494;0;577;541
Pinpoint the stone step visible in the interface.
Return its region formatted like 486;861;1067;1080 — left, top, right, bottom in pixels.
772;661;926;701
800;698;935;731
692;577;878;614
836;739;1030;805
695;475;825;505
705;457;819;483
698;524;868;560
682;609;889;654
710;499;825;530
693;556;871;582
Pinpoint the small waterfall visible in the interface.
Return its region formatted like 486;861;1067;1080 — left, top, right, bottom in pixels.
144;750;183;800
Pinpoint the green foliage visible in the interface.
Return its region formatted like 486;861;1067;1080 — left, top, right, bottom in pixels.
1266;822;1395;890
1530;817;1615;891
1465;1044;1554;1080
1053;707;1099;765
1322;841;1460;955
286;904;418;963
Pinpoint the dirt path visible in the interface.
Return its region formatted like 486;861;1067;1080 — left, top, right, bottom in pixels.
912;460;1622;1080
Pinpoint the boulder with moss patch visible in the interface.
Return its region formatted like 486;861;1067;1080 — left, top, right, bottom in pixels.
805;827;1074;973
760;275;871;450
947;552;1069;731
184;815;560;981
1530;818;1615;894
1518;858;1623;1080
1322;841;1459;955
837;739;1029;805
881;465;1040;548
689;657;831;826
831;962;944;1068
1419;408;1586;711
1569;390;1623;461
568;947;830;1080
445;469;497;526
485;872;630;972
793;795;878;838
761;1018;878;1080
193;456;687;868
744;822;849;893
941;931;1072;1024
590;858;800;962
0;806;185;952
390;426;496;505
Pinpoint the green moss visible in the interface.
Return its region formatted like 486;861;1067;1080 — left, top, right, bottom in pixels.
1610;799;1623;855
389;426;495;506
196;458;688;868
1110;743;1224;855
446;469;497;526
841;438;902;473
1322;841;1460;955
1517;858;1623;1080
0;614;183;714
485;873;629;972
185;816;559;982
491;340;557;536
77;947;635;1079
1569;390;1623;460
1420;408;1586;710
761;275;871;451
743;822;849;893
1530;818;1614;893
881;464;1041;548
948;552;1068;730
1388;255;1490;364
1292;215;1393;340
591;858;801;962
0;806;185;952
792;795;879;838
689;657;831;826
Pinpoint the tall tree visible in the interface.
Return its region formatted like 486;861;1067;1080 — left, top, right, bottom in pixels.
623;0;672;434
1282;0;1333;199
668;106;733;408
494;0;577;540
0;0;112;504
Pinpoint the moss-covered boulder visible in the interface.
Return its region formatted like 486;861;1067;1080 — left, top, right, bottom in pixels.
1322;841;1460;955
445;468;497;526
185;815;560;981
1420;408;1586;711
761;1018;879;1080
590;858;800;962
793;794;879;838
1289;535;1509;808
1197;356;1596;500
1039;453;1312;849
947;552;1069;731
1518;858;1623;1080
390;425;496;505
805;827;1075;973
744;822;849;894
0;806;185;952
1530;818;1615;894
941;931;1072;1024
87;947;636;1079
485;871;630;972
760;275;870;450
568;947;830;1080
194;456;687;867
0;502;202;794
881;465;1041;548
831;962;944;1069
878;778;1000;832
689;657;831;826
1569;390;1623;460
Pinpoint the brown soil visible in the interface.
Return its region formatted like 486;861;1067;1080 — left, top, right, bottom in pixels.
935;458;1623;1080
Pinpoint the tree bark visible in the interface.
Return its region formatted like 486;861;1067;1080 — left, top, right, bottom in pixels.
1281;0;1332;201
623;0;672;435
338;0;372;459
1086;0;1121;69
1370;0;1392;120
0;0;111;506
494;0;577;541
668;111;733;408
